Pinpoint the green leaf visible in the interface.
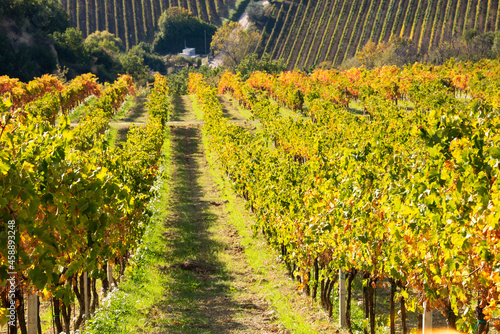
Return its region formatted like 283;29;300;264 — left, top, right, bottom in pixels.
0;161;9;175
488;147;500;159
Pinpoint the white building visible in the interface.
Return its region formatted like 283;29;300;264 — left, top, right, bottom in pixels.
179;48;198;58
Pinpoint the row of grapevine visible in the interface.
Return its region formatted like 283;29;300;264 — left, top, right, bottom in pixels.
192;59;500;333
285;0;316;67
61;0;232;49
291;0;323;69
262;2;285;55
416;0;435;51
497;2;500;30
368;0;388;44
343;0;369;62
354;0;377;54
277;0;304;63
302;0;335;67
379;0;398;44
312;0;341;66
261;0;500;69
323;0;351;65
254;5;276;55
333;0;361;65
0;74;170;332
271;0;298;59
428;0;444;48
475;0;484;30
409;0;424;40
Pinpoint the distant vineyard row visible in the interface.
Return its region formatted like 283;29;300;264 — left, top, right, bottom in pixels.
257;0;500;69
58;0;235;49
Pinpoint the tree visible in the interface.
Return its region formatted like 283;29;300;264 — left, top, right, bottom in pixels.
236;53;285;80
210;21;260;69
120;51;148;84
462;29;495;61
153;7;216;54
247;1;265;23
348;38;419;69
428;37;464;64
389;37;419;65
84;31;124;54
355;41;388;69
52;27;90;65
130;42;166;74
491;32;500;58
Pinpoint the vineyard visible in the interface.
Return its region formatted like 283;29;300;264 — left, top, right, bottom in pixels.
4;20;500;331
0;72;169;332
256;0;500;69
58;0;235;49
189;58;500;333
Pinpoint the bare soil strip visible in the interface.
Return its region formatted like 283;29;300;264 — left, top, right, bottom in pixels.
150;99;290;333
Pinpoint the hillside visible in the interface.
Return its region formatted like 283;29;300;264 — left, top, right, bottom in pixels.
255;0;500;69
58;0;237;49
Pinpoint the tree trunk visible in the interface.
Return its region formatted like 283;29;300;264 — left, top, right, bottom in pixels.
363;273;370;334
390;280;396;334
52;298;63;334
16;289;27;334
445;300;457;330
91;278;99;314
312;259;319;301
73;274;85;330
102;270;109;295
346;269;357;332
400;291;408;334
476;300;489;334
324;279;332;313
368;280;375;334
304;271;311;296
327;276;334;318
60;301;71;334
320;278;326;309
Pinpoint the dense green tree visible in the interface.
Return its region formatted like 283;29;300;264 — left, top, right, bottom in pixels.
1;0;69;33
130;42;166;74
210;21;260;69
84;31;124;54
247;1;265;23
52;27;90;71
463;29;495;61
82;31;124;82
153;7;216;55
119;51;148;84
236;53;286;80
0;0;68;80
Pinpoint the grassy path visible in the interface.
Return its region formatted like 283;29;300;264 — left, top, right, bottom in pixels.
87;94;342;334
155;96;341;334
151;97;288;333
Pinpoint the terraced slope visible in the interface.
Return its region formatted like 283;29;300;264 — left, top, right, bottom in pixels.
256;0;500;69
59;0;236;49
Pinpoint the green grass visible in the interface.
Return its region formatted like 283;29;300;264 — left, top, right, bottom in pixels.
69;96;97;122
107;95;142;148
112;95;135;122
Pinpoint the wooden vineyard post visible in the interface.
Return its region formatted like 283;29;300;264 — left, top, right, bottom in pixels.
107;263;114;287
339;270;346;327
27;293;38;334
84;272;90;322
423;302;433;334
